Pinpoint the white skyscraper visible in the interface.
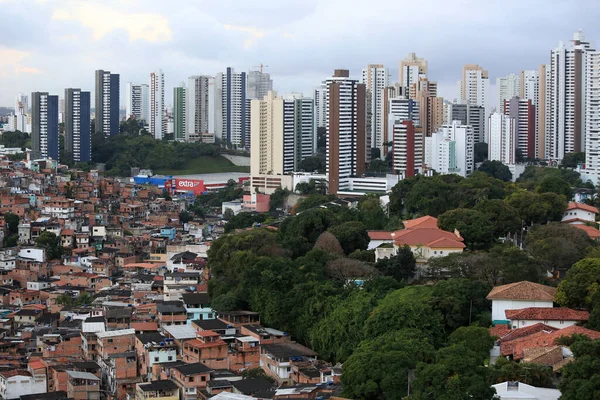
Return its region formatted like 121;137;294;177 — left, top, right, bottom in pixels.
314;83;328;129
497;73;520;111
283;93;316;166
548;31;594;160
126;83;142;120
187;75;216;142
247;71;273;100
399;53;428;90
520;70;540;105
459;64;489;108
150;69;166;140
140;84;150;124
15;93;28;115
215;67;248;147
426;121;474;177
585;51;600;182
488;112;516;165
362;64;390;154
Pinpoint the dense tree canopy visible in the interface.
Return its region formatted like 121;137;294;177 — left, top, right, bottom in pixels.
437;208;495;249
505;191;567;225
478;160;512;182
556;258;600;310
373;246;416;283
525;223;593;273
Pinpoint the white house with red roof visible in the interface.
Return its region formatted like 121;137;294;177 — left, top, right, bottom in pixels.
562;202;600;240
486;281;556;323
368;216;465;264
562;202;598;224
505;307;589;330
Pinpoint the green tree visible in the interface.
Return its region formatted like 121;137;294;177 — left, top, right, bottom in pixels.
492;358;554;388
478;160;512;182
179;210;192;223
537;175;573;199
358;195;389;230
328;221;370;255
35;231;62;260
373;246;416;282
525;223;593;273
363;286;443;342
223;208;235;220
555;258;600;309
474;199;521;239
505;191;567;225
294;194;334;212
241;368;274;383
341;329;436;400
448;326;495;360
437;208;495;249
269;187;290;211
4;213;19;235
474;142;488;163
279;208;335;247
299;156;325;173
310;290;382;362
224;212;268;233
429;279;491;332
559;339;600;400
410;343;497;400
561;152;586;168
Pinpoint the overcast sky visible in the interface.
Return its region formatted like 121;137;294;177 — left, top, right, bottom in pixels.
0;0;599;108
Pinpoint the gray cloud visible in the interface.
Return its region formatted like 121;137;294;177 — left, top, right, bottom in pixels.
0;0;598;107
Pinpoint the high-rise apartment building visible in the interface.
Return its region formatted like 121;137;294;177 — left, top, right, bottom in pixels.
31;92;59;161
548;31;594;160
284;93;316;168
216;68;248;147
126;83;143;120
520;70;540;105
450;103;486;143
585;51;600;181
173;84;186;141
388;97;420;128
325;69;366;194
425;122;474;177
249;91;316;193
186;76;215;143
65;88;91;163
399;53;427;89
10;93;30;133
250;91;289;178
391;120;422;179
488;112;516;165
504;97;536;159
247;71;273;100
411;78;444;137
538;64;551;159
15;93;28;115
497;73;520;111
150;70;166;140
362;64;390;155
459;64;489;108
314;83;328;129
94;69;120;136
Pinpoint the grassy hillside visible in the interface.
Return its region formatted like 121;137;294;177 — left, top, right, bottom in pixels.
155;155;249;175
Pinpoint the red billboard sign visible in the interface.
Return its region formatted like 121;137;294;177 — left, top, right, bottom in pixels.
175;179;205;194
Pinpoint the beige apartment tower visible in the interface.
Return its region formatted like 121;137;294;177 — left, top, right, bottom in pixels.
250;91;286;180
399;53;428;89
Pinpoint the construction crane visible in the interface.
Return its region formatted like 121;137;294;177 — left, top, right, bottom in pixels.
253;63;269;73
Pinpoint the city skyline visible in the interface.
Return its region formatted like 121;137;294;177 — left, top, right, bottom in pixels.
0;0;598;107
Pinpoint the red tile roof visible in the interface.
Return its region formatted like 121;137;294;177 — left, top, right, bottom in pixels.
61;229;75;236
505;307;590;321
185;338;226;349
28;360;45;370
489;324;510;338
501;325;600;359
571;224;600;239
486;281;556;301
566;202;599;214
0;370;31;378
367;231;394;240
392;227;465;248
498;323;558;346
403;216;439;229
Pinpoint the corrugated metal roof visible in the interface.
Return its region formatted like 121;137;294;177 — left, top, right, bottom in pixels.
96;328;135;338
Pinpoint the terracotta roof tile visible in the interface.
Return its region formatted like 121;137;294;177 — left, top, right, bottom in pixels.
571;224;600;239
403;216;439;229
130;322;158;331
393;228;464;248
505;307;589;321
566;202;599;214
367;231;394;240
503;325;600;360
486;281;556;301
489;324;510;339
